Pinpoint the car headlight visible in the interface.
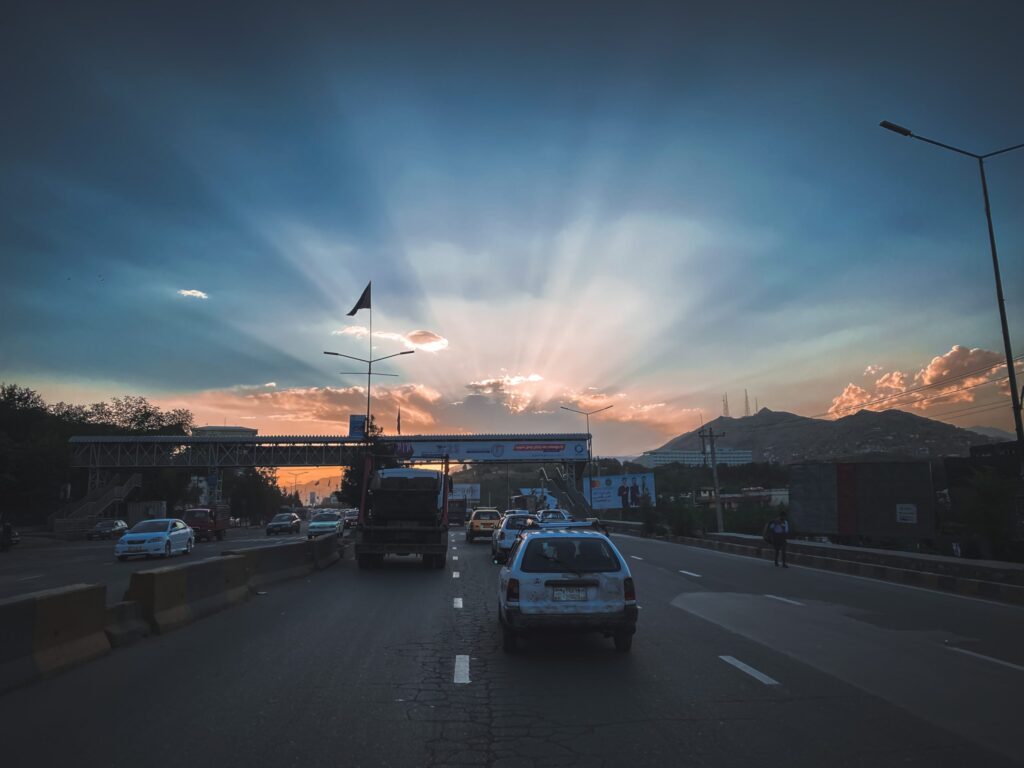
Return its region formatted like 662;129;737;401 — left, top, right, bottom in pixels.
147;537;164;544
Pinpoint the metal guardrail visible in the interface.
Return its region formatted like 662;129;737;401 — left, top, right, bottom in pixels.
596;519;645;533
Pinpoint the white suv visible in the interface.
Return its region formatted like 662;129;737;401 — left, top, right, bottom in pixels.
497;528;638;653
491;513;534;559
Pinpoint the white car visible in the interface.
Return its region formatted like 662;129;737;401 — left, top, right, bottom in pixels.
115;518;194;561
491;514;534;559
308;511;342;539
537;509;573;523
497;528;638;653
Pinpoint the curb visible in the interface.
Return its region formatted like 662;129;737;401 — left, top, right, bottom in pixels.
660;535;1024;606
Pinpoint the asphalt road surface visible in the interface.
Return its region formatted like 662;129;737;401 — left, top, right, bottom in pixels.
1;531;1021;767
0;526;312;605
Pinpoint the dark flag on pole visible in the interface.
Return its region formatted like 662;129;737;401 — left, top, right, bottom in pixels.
347;281;372;316
397;406;401;435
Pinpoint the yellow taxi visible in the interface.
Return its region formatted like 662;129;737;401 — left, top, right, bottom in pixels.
466;507;502;543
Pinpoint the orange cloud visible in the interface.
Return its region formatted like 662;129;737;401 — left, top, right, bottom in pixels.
828;345;1007;418
332;325;449;352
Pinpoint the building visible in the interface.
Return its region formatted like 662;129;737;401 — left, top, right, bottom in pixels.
192;426;258;439
637;448;753;468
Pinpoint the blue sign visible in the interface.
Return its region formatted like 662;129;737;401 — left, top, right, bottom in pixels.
348;414;367;440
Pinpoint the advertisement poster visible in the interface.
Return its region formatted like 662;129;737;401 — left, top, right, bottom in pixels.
587;473;656;510
452;484;481;502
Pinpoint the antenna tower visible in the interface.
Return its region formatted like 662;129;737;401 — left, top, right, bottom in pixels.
744;389;750;417
722;393;730;417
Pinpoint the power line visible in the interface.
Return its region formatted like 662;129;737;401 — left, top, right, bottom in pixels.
825;356;1023;418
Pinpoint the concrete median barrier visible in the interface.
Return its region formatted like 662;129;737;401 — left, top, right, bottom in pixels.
0;583;111;694
104;600;150;648
124;555;249;634
225;540;313;587
310;533;341;570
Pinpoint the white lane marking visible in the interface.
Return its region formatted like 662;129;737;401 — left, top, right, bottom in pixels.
764;594;804;606
679;570;702;578
630;555;643;561
452;556;459;561
452;571;460;579
452;546;457;550
16;574;44;582
947;646;1024;673
454;654;470;684
453;597;463;609
615;534;1024;611
719;655;779;686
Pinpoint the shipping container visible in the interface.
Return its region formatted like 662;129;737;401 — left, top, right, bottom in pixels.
789;461;935;541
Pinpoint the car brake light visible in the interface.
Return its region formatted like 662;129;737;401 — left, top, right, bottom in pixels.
507;578;520;601
623;577;636;602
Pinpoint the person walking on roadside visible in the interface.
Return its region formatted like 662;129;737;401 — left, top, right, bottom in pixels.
766;511;789;568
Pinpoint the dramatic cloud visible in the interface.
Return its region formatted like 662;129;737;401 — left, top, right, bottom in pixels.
177;289;209;300
159;383;443;434
863;365;883;377
332;326;449;352
465;373;545;412
828;346;1007;418
264;382;276;388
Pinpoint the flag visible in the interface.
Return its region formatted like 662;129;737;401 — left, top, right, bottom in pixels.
346;281;371;316
397;406;401;435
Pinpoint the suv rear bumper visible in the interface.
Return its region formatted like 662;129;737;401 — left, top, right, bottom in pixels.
502;605;638;634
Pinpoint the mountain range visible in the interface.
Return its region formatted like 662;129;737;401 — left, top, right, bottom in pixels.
655;408;999;464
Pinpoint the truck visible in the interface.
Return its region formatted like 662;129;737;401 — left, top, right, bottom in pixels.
182;505;231;542
356;467;450;569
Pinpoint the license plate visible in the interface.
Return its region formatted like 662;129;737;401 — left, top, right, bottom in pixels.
552;587;587;601
129;546;143;552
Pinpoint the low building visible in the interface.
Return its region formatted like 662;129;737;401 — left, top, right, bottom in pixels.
637;448;753;468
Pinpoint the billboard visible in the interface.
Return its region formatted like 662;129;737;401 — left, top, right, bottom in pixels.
382;437;589;463
452;483;481;502
348;415;367;439
586;472;656;510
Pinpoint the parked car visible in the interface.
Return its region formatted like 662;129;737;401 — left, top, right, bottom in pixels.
115;518;194;561
88;519;129;540
491;514;534;560
342;509;359;529
497;528;638;653
308;511;342;539
466;508;501;543
266;512;301;535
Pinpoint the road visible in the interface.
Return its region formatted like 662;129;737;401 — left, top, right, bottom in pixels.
0;526;313;605
1;531;1021;767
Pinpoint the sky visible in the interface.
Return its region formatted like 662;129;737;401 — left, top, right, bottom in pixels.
2;0;1023;456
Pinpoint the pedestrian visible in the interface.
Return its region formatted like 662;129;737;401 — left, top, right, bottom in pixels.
617;479;629;511
765;511;789;568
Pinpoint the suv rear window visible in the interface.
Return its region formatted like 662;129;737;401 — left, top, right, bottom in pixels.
474;510;499;520
520;537;622;573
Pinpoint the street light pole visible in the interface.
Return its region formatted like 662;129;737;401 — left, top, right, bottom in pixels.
324;349;415;438
880;120;1024;476
561;404;614;508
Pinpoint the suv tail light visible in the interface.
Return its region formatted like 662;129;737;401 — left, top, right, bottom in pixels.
506;578;520;601
623;577;636;602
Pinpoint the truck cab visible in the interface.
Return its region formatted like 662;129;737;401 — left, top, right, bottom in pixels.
183;506;230;542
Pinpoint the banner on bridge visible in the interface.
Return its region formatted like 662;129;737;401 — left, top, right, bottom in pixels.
587;472;656;510
452;484;481;502
384;437;589;463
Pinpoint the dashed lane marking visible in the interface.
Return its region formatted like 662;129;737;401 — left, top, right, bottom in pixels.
452;556;459;561
630;555;643;561
948;646;1024;673
719;655;779;685
15;575;44;582
453;598;463;609
679;570;702;578
454;655;470;684
452;571;460;579
764;594;804;606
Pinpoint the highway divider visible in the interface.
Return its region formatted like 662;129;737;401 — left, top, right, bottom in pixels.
1;535;347;694
640;532;1024;606
0;583;111;694
124;555;250;633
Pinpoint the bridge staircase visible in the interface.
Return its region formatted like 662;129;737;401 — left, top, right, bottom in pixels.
49;473;142;532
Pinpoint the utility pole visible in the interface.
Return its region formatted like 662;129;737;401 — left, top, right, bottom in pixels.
699;427;725;532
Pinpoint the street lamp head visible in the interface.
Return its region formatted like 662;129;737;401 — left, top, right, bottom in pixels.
879;120;913;137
